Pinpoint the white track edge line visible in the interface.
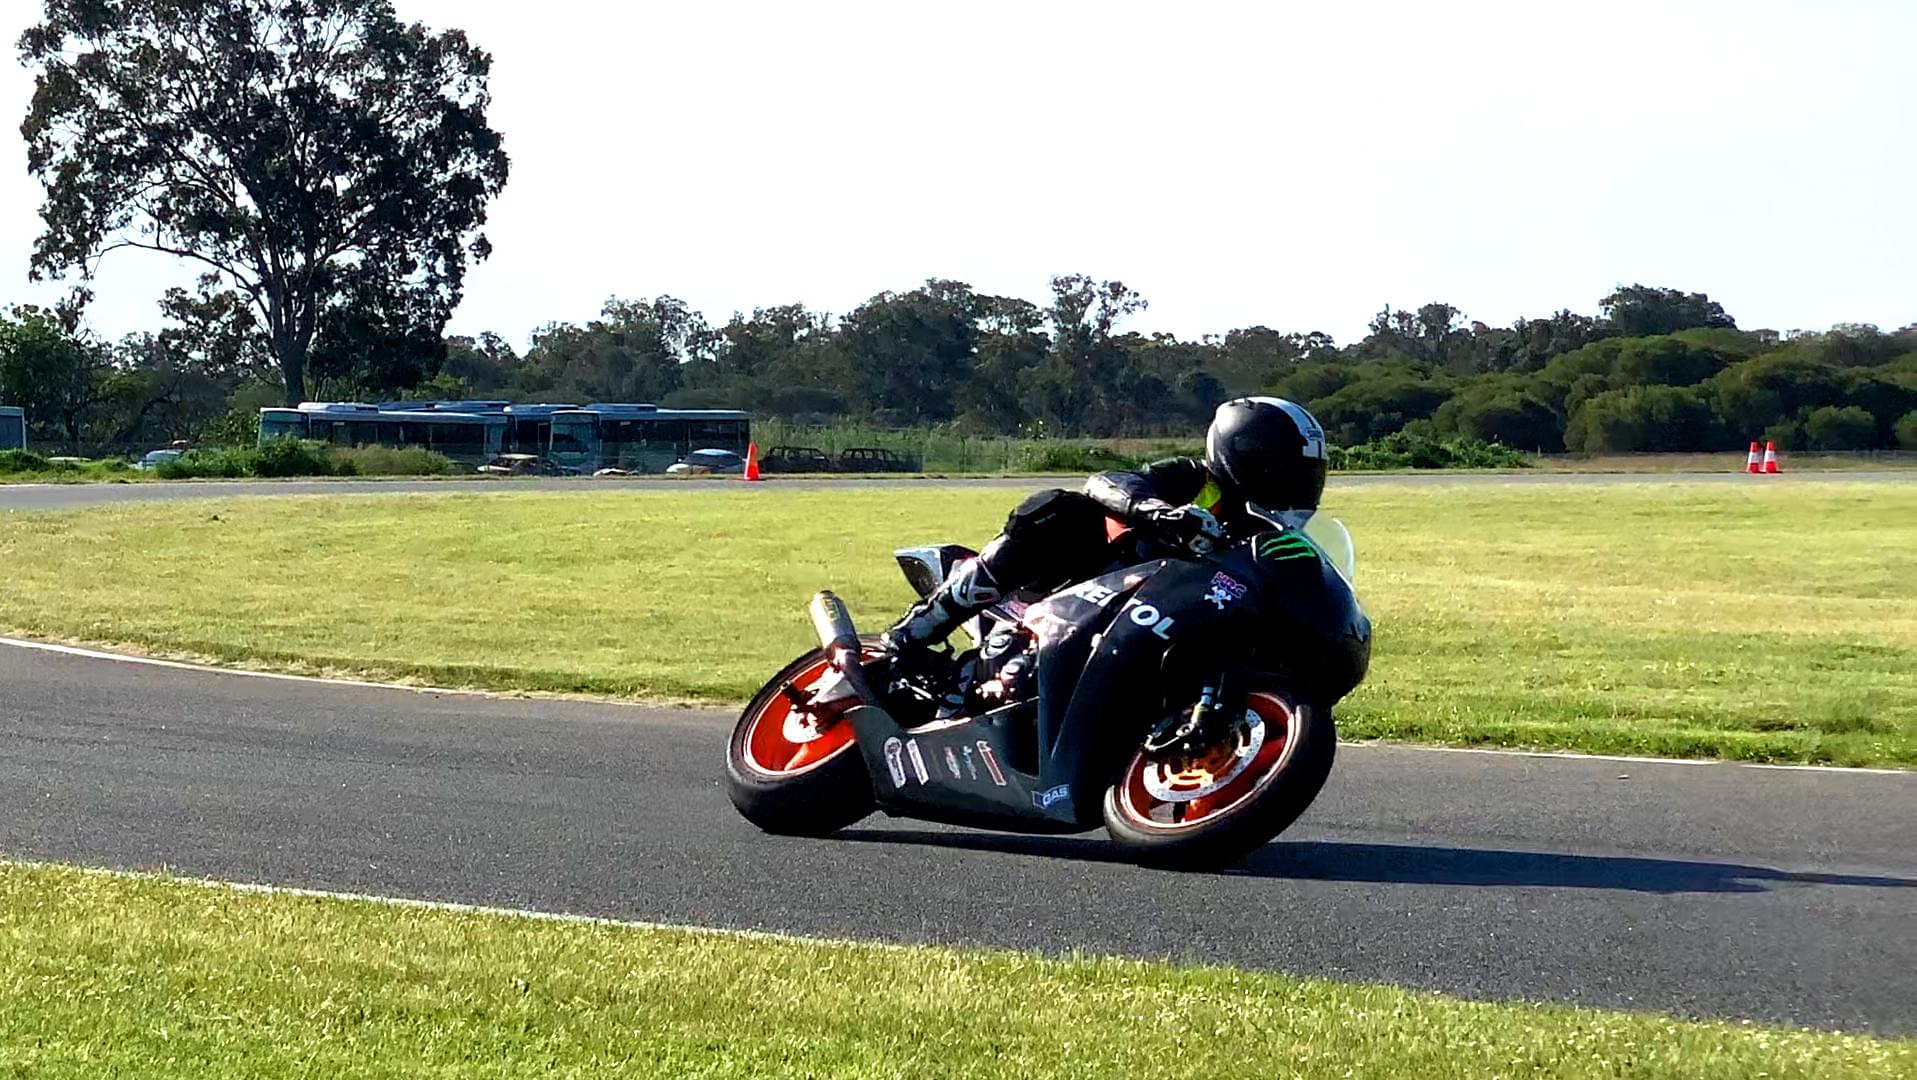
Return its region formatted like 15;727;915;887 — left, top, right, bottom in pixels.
1350;741;1908;775
4;636;1906;777
0;636;503;698
22;860;917;954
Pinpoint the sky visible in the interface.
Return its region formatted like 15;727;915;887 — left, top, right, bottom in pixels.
2;0;1913;349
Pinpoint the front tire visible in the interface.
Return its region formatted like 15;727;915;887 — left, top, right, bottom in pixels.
1102;687;1335;868
725;644;878;836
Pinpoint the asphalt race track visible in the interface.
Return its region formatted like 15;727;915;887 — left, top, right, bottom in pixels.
1;643;1911;1035
0;468;1912;512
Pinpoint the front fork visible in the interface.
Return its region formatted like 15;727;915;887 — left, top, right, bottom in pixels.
1144;664;1248;757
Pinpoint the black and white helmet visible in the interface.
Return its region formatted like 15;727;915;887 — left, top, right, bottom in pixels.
1204;397;1328;518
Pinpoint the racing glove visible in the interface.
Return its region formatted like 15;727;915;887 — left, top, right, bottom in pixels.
1137;500;1225;557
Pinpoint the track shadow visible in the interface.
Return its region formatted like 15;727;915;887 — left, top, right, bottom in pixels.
836;829;1917;895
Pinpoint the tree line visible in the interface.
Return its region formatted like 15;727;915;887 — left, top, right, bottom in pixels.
8;2;1914;456
4;278;1915;455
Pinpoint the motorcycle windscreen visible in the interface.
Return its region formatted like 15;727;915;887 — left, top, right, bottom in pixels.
1247;503;1357;588
1303;516;1356;586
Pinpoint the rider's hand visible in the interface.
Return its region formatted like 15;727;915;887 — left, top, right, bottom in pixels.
1138;501;1225;557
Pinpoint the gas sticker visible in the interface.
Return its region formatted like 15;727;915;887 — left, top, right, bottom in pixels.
1033;784;1071;810
943;746;962;780
882;737;907;788
906;740;930;784
975;741;1008;786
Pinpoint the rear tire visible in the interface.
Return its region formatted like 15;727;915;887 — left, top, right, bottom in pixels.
724;643;878;836
1102;686;1335;869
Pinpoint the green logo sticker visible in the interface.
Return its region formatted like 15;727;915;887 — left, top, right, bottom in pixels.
1256;533;1319;562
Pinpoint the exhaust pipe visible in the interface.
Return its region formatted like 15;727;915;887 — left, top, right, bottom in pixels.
809;591;877;703
809;591;858;653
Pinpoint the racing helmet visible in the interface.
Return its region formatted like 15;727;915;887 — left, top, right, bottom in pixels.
1204;396;1328;516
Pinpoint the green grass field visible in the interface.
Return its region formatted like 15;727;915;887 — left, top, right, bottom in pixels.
1;861;1908;1079
1;481;1913;765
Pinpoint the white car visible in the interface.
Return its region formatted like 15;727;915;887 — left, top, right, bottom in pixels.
137;449;184;471
665;449;746;475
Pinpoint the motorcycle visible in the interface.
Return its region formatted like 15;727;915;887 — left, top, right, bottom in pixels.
723;507;1372;867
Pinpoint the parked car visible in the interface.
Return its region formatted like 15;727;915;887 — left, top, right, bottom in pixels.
759;445;835;473
476;453;546;476
837;446;919;472
665;448;746;475
137;449;183;471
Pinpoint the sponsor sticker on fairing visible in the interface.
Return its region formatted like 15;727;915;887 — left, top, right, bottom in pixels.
882;737;908;788
943;746;962;780
1205;571;1247;610
962;745;978;780
975;741;1007;786
1033;784;1071;810
906;740;930;784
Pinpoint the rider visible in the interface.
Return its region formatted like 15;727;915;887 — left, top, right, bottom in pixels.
881;396;1329;659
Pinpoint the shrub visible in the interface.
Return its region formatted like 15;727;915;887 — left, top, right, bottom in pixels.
1761;418;1803;451
1563;385;1714;453
1331;433;1531;471
0;449;52;474
148;440;456;480
1897;411;1917;450
330;445;458;476
155;448;254;479
251;439;340;477
1802;405;1877;450
1017;443;1138;473
196;406;262;448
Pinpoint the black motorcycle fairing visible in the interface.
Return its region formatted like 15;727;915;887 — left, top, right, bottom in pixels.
1007;561;1170;823
1035;554;1265;825
1245;529;1372;702
1029;539;1369;827
846;703;1090;833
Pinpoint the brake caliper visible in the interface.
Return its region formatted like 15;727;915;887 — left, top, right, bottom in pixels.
1145;684;1226;756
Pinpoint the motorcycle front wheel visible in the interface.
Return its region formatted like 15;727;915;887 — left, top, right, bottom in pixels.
724;643;879;836
1101;685;1334;868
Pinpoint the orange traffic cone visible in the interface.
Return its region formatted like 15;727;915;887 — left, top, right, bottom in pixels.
1762;441;1780;475
741;441;764;482
1745;441;1761;474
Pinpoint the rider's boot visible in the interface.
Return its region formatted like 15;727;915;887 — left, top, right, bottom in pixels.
880;557;1002;664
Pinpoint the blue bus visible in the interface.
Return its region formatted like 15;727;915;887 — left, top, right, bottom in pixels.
260;402;507;466
0;407;23;451
548;404;752;474
260;401;751;472
372;400;578;457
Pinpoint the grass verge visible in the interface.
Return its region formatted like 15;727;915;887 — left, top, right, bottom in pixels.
1;482;1913;766
1;861;1909;1079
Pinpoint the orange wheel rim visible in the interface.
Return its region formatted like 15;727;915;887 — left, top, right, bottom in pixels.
741;657;861;776
1115;692;1298;830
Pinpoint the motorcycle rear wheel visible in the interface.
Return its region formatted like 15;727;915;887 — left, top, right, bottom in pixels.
724;643;879;836
1102;686;1334;868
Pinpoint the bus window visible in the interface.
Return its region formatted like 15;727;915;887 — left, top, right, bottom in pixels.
550;414;598;470
630;418;686;472
688;419;748;455
259;409;306;443
509;417;548;455
442;421;488;462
